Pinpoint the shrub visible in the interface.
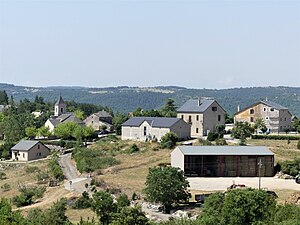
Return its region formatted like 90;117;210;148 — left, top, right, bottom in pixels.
12;185;46;207
1;183;11;192
72;191;91;209
216;138;227;146
48;158;64;181
127;144;139;154
160;132;178;149
280;158;300;177
25;166;40;174
197;139;212;146
0;172;7;180
207;132;218;141
36;171;50;183
297;140;300;150
90;178;106;187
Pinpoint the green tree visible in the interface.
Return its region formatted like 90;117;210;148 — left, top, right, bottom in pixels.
75;109;85;120
0;91;8;105
25;126;38;139
161;98;177;117
38;126;51;137
54;122;78;139
92;190;116;225
253;118;267;133
231;121;254;145
274;204;300;224
0;198;29;224
116;194;130;211
143;166;190;213
111;206;149;225
160;132;178;149
113;112;128;135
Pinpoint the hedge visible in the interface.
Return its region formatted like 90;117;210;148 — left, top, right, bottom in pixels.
251;135;300;140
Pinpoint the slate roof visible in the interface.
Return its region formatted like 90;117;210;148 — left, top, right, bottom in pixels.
260;100;288;110
122;117;181;128
11;140;40;151
48;113;84;127
175;146;274;156
95;111;112;118
55;96;66;105
177;99;216;113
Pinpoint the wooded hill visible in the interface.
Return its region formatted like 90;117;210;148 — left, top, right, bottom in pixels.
1;83;300;116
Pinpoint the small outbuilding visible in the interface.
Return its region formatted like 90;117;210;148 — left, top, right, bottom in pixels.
122;117;191;142
11;140;50;161
171;146;274;177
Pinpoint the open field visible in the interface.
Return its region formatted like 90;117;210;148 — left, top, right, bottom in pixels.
247;139;300;162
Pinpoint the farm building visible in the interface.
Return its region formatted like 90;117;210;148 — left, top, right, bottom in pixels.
171;146;274;177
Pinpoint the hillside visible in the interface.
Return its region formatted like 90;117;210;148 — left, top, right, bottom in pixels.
1;83;300;116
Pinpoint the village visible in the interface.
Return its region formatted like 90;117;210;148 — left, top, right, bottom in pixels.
1;91;300;224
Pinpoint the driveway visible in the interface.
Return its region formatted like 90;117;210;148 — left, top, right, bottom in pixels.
59;153;90;193
188;177;300;191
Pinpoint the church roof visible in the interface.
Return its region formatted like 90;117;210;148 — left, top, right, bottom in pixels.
55;96;66;105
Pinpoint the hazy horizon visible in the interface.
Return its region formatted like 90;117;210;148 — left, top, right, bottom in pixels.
1;0;299;89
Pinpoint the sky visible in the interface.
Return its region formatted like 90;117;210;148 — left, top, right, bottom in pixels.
0;0;299;89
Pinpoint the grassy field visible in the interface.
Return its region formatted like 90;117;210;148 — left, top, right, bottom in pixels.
247;139;300;162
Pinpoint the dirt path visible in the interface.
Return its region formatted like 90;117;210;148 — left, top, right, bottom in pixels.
59;153;90;193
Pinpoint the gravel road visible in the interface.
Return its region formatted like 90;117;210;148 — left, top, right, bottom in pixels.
59;153;90;193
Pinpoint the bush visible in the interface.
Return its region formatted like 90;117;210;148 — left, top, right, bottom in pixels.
197;139;212;146
36;171;50;183
12;185;46;207
207;132;218;141
0;172;7;180
25;166;40;174
127;144;139;154
48;158;64;181
90;178;106;188
1;183;11;192
297;140;300;150
72;191;91;209
280;158;300;177
73;148;119;173
160;132;178;149
216;138;227;146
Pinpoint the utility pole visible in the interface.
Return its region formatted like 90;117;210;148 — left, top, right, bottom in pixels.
258;158;262;190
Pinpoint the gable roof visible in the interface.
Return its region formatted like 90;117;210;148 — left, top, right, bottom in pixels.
260;100;288;110
11;140;40;151
175;146;273;156
55;96;66;105
234;100;289;115
177;99;219;113
122;117;181;128
48;113;84;127
94;111;112;118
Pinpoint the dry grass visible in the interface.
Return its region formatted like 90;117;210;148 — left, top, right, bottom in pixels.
0;159;50;199
97;148;172;196
66;208;97;224
247;139;300;162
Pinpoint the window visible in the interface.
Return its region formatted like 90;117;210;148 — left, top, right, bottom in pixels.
60;108;63;112
218;115;221;121
196;128;199;133
212;106;217;111
250;117;254;122
37;144;40;149
23;153;25;158
143;126;147;136
250;109;254;114
265;117;269;120
181;115;184;119
188;116;192;123
270;108;274;111
263;108;266;111
196;115;199;121
284;118;286;121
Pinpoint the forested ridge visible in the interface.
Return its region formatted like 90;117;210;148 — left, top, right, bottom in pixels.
1;83;300;116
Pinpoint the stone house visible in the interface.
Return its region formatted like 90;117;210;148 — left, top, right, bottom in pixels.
121;117;191;142
177;99;226;137
44;96;84;132
84;110;113;131
234;100;292;133
171;146;274;177
11;140;50;161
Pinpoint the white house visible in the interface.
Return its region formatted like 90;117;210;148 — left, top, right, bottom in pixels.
121;117;191;142
11;140;50;161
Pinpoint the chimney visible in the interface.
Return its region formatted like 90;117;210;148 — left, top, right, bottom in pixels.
265;97;268;101
198;97;201;106
237;104;240;112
